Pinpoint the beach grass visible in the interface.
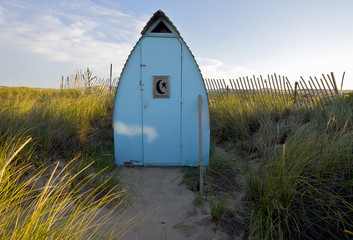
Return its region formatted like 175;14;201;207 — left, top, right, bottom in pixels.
208;93;353;239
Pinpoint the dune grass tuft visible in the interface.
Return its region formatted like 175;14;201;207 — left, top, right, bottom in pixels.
208;93;353;239
0;135;128;240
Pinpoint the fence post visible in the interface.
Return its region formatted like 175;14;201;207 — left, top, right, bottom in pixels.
66;76;69;89
75;72;79;88
340;72;345;92
87;68;91;90
330;72;339;95
60;76;64;89
294;82;298;104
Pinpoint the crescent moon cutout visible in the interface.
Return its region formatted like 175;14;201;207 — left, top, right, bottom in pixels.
156;80;166;94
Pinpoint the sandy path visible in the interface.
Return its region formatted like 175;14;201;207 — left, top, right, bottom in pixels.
118;167;228;240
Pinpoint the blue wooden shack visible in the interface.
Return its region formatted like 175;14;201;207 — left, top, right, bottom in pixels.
113;10;210;166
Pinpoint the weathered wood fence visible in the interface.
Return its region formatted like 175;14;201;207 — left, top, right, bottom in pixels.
60;67;119;95
204;72;342;109
60;69;344;109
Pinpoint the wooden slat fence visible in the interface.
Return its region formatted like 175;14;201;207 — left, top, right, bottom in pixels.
60;68;119;97
204;73;340;109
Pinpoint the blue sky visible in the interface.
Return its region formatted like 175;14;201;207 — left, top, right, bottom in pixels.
1;0;352;89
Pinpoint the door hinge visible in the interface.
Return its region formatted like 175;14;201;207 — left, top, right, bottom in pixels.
140;64;146;67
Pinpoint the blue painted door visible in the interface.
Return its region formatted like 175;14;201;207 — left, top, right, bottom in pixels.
141;37;182;165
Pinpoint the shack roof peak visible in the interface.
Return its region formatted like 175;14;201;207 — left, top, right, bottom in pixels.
141;10;180;36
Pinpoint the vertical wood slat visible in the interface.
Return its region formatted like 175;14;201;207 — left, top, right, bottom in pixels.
208;79;215;102
269;74;276;103
229;79;240;102
301;77;316;108
256;77;265;100
299;79;312;108
322;74;335;100
210;79;220;102
308;79;325;109
261;75;272;99
207;78;216;103
282;77;287;103
329;72;339;95
273;74;280;103
271;75;281;105
298;80;311;109
220;79;227;98
246;76;254;99
209;79;217;103
294;82;299;104
234;79;242;98
319;78;330;103
285;78;293;100
284;78;291;104
277;75;285;104
251;76;261;101
214;79;224;101
266;75;275;102
204;79;213;102
231;79;244;103
282;76;289;104
250;77;258;98
206;79;214;102
242;77;250;100
221;79;228;98
277;74;286;104
276;74;285;104
247;76;255;99
236;78;248;101
286;80;298;108
219;79;226;99
211;79;220;101
229;79;236;95
340;72;345;92
295;81;305;108
313;77;327;105
257;77;269;109
239;77;249;100
215;79;225;100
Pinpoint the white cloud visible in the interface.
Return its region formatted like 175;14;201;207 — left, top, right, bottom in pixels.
0;6;4;24
197;57;253;79
0;0;147;77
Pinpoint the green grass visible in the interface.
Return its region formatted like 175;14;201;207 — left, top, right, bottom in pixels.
0;87;116;183
208;93;353;239
0;134;128;239
3;87;352;239
210;195;228;221
0;87;131;239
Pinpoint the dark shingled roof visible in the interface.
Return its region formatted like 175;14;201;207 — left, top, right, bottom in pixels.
141;10;180;36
